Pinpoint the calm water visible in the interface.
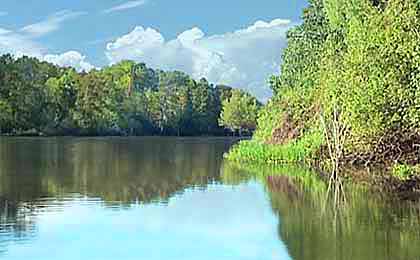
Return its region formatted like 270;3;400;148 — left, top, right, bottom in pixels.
0;137;419;260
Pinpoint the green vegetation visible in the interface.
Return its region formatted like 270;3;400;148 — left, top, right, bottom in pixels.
228;0;420;179
0;56;258;136
226;130;323;164
392;164;420;180
218;89;261;135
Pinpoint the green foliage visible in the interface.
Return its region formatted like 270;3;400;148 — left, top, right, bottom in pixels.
273;0;329;95
0;100;13;132
244;0;420;165
0;55;255;136
254;0;329;143
0;55;63;133
44;69;79;130
226;130;323;164
253;97;284;142
219;89;260;134
392;164;420;180
318;0;420;152
72;71;122;132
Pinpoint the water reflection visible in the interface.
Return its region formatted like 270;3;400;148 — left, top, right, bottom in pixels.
0;137;229;205
0;137;291;260
223;162;420;260
1;138;420;260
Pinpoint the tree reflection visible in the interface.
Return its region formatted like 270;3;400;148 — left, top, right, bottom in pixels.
0;137;233;253
222;162;420;260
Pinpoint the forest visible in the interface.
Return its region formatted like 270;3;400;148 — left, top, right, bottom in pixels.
228;0;420;184
0;55;260;136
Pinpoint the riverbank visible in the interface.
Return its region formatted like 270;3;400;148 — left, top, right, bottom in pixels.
0;128;252;138
225;137;420;201
222;0;420;202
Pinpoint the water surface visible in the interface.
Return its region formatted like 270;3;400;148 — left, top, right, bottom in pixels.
0;138;419;259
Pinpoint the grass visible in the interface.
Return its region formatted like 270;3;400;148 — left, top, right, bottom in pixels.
225;130;323;165
392;163;420;180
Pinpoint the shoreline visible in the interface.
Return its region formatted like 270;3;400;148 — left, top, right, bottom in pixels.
0;131;252;139
225;140;420;202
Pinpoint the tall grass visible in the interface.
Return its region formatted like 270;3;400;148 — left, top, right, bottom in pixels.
225;130;323;164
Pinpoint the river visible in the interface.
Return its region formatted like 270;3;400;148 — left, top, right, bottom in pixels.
0;137;419;259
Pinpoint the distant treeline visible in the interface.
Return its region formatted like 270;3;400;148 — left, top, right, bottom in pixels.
0;55;260;136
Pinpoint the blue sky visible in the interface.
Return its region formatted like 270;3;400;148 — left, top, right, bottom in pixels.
0;0;308;100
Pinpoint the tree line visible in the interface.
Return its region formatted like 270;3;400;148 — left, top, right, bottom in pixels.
0;55;260;136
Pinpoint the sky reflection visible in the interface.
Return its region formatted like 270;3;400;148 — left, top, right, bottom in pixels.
3;183;292;260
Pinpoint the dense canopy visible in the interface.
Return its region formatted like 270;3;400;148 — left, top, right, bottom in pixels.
254;0;420;164
0;56;259;136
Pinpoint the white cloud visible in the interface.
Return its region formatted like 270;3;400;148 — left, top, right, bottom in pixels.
105;19;292;100
0;28;44;58
21;10;86;38
103;0;148;14
0;28;11;35
0;11;7;17
0;11;95;72
1;17;292;98
43;51;95;72
0;27;94;72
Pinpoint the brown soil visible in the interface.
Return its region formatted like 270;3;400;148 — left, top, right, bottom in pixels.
345;132;420;167
266;113;420;201
340;132;420;201
269;113;301;145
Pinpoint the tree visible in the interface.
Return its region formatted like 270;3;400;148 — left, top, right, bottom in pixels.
45;69;79;131
320;0;420;152
72;71;122;133
190;78;214;133
219;89;260;135
0;55;256;136
0;55;62;133
0;100;13;133
249;0;420;164
120;92;152;135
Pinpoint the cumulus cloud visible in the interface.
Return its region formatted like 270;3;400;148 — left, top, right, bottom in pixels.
21;10;86;38
103;0;148;14
2;17;292;96
105;19;292;100
43;51;95;72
